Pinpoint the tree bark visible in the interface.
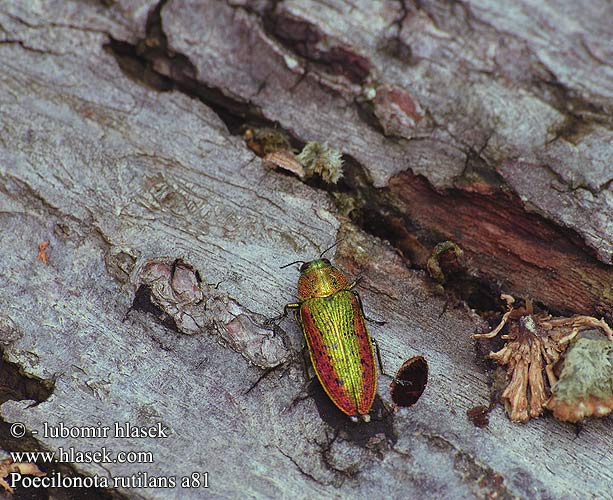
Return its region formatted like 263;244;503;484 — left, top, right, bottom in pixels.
1;1;611;499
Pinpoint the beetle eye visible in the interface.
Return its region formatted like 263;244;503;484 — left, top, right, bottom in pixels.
300;262;309;272
322;258;331;265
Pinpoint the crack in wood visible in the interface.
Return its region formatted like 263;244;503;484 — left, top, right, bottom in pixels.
0;352;54;406
0;355;128;499
418;430;513;499
104;0;611;325
276;445;331;487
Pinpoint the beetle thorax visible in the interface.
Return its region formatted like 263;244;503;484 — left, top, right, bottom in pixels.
297;261;350;300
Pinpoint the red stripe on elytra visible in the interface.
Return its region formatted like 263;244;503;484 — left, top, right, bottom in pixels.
350;292;377;414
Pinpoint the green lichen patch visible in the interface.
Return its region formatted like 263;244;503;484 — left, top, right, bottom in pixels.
297;142;344;184
552;337;613;403
547;336;613;422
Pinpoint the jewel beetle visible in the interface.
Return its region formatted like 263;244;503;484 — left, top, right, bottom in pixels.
282;247;381;422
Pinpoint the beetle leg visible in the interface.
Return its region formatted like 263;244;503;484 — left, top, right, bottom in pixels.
286;380;316;412
284;302;301;316
371;337;385;376
371;337;410;386
284;345;317;411
244;367;275;395
300;344;312;379
365;315;386;326
347;275;363;290
350;288;386;325
268;302;301;324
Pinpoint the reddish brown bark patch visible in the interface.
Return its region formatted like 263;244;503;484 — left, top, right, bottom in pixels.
37;240;50;264
373;85;424;137
387;172;612;317
467;405;491;428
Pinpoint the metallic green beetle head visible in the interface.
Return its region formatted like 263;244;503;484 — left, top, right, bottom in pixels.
297;258;350;300
299;258;332;273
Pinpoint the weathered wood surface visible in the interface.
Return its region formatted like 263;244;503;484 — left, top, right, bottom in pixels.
0;1;611;499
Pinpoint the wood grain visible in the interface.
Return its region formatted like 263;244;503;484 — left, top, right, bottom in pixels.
1;1;611;499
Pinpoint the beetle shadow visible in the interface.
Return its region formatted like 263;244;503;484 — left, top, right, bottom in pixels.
308;378;396;446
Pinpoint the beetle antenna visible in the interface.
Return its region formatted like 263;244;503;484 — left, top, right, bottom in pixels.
319;238;345;259
279;260;306;269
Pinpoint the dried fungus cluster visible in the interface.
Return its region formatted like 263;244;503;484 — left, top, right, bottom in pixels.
474;296;613;423
244;127;344;184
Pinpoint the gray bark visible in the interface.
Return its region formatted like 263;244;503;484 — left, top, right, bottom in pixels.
0;1;611;499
